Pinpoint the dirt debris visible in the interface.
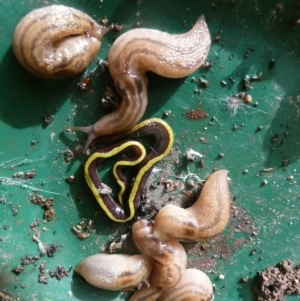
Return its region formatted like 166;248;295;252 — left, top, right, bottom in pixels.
186;108;207;120
186;199;259;271
49;265;72;280
255;260;300;301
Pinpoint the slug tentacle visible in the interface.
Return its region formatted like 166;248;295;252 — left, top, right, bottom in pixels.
69;16;211;150
153;170;231;242
13;5;113;78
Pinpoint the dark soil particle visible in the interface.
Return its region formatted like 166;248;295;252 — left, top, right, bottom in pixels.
12;265;24;275
49;265;72;280
186;199;258;271
38;273;48;284
46;243;58;257
255;260;300;301
186;109;207;120
21;255;41;265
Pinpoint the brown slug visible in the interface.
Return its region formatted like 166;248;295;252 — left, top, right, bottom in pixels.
158;269;213;301
13;5;113;78
129;219;187;301
75;253;153;290
153;170;231;242
66;16;211;150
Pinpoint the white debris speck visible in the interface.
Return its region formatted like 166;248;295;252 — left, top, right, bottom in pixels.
50;131;55;141
185;148;204;162
152;167;162;173
97;183;112;195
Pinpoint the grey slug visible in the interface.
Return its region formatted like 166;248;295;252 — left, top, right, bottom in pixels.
66;16;211;150
13;5;113;78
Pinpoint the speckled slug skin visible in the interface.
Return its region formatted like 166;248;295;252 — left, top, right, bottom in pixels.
153;170;231;242
13;5;112;78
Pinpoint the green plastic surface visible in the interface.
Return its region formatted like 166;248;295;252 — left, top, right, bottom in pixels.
1;0;300;300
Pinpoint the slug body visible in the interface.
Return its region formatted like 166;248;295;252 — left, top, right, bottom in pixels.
153;170;231;242
129;219;187;301
68;16;211;150
158;269;213;301
84;118;173;222
75;253;153;290
13;5;113;78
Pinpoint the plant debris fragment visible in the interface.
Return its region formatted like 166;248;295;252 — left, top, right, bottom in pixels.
71;218;95;239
